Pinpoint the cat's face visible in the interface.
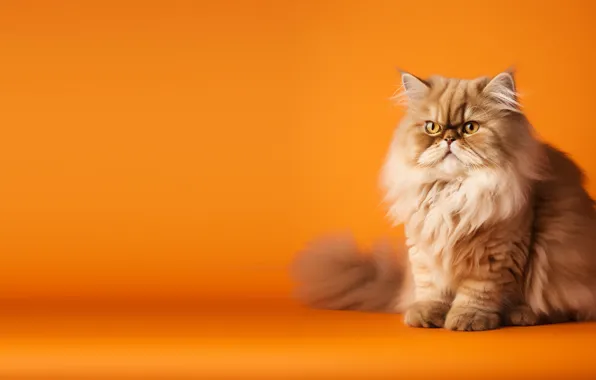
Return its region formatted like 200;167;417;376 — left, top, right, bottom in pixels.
395;72;528;177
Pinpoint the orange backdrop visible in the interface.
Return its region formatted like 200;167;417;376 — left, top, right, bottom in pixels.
1;0;595;300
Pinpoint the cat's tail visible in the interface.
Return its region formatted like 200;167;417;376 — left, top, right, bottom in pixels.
290;233;411;313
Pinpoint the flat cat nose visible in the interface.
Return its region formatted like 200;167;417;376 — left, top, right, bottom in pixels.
444;137;455;145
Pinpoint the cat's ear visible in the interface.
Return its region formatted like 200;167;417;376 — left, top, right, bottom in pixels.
482;70;520;112
399;71;430;103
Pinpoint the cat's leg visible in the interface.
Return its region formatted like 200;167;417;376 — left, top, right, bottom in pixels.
504;286;539;327
405;299;451;328
445;242;531;331
444;278;502;331
404;250;452;328
504;304;539;327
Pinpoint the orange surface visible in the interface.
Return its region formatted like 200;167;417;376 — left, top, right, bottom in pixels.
1;0;596;378
2;298;596;379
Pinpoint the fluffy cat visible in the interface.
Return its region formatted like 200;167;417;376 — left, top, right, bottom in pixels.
291;70;596;331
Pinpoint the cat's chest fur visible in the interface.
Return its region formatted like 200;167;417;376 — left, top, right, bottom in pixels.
405;179;468;256
402;171;526;279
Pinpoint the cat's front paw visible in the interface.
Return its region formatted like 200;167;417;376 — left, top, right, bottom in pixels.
505;305;539;326
404;301;450;328
445;307;500;331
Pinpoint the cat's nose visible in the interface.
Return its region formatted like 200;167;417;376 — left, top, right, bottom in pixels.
444;137;455;145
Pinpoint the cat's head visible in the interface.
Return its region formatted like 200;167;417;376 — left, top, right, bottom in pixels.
390;70;542;179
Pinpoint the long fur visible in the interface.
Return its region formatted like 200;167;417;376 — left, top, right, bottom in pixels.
291;70;596;331
291;234;410;312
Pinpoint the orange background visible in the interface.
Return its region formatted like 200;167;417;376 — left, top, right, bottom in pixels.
1;0;595;301
2;1;596;379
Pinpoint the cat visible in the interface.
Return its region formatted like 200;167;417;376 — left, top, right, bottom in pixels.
291;70;596;331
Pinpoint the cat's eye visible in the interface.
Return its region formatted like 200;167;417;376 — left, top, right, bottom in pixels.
463;121;480;134
424;121;442;135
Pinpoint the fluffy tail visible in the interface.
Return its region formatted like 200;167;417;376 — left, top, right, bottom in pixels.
290;233;410;312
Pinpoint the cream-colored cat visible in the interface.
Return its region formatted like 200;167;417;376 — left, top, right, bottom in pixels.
292;70;596;331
